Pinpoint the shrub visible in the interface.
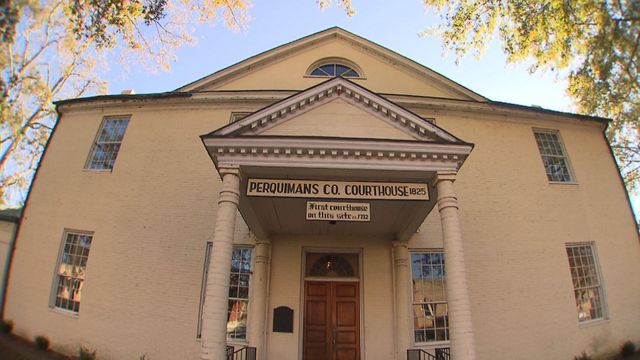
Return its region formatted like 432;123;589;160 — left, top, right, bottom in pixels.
574;351;591;360
622;341;637;358
0;319;13;334
34;335;50;351
79;346;96;360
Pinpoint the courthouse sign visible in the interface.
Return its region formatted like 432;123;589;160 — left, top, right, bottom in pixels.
247;178;429;201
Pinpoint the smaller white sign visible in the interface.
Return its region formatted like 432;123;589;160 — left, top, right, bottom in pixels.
306;201;371;222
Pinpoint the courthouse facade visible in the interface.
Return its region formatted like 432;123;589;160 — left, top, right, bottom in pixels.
3;28;640;360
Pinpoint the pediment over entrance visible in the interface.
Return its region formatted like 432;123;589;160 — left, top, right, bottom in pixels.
201;79;473;241
261;97;415;140
208;77;464;143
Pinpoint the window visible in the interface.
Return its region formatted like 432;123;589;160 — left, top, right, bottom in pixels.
197;246;253;341
51;231;93;313
86;116;130;170
566;243;606;322
229;112;251;123
197;242;213;338
227;247;252;341
533;130;574;182
309;63;360;77
305;253;358;278
411;251;448;343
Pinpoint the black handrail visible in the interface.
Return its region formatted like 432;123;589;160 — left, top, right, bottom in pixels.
226;346;256;360
407;347;450;360
407;349;437;360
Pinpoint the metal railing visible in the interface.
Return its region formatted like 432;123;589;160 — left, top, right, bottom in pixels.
226;346;256;360
435;347;450;360
407;348;437;360
407;347;450;360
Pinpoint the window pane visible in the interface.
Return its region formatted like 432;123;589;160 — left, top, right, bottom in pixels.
197;242;213;338
226;247;252;341
227;299;248;340
309;63;360;78
566;244;605;322
307;253;357;277
335;64;350;76
319;64;335;76
53;232;92;313
310;68;327;76
86;117;130;170
534;130;574;182
542;156;572;182
342;69;359;77
412;251;448;343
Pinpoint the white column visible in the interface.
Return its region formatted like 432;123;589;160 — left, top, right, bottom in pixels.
434;171;476;360
200;165;241;360
249;238;271;360
393;241;412;360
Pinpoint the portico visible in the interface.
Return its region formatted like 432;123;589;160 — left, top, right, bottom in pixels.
199;78;476;360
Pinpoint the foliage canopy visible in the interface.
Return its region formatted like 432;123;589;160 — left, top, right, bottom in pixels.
421;0;640;191
0;0;250;205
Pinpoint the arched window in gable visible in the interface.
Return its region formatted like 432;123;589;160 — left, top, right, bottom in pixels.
307;58;363;78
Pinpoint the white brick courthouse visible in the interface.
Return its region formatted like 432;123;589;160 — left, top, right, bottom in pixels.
3;28;640;360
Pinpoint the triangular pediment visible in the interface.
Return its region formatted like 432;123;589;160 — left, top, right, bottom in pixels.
177;27;486;102
209;77;464;144
261;97;416;140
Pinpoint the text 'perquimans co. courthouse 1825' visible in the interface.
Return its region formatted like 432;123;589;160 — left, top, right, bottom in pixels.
3;28;640;360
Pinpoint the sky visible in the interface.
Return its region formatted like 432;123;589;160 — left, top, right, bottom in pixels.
104;0;638;220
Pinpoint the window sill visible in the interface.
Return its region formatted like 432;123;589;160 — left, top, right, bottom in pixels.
303;75;366;80
48;307;79;318
548;181;579;185
413;340;450;347
82;168;113;173
578;318;609;329
226;340;250;348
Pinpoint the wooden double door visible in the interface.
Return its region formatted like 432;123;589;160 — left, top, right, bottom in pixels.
303;281;360;360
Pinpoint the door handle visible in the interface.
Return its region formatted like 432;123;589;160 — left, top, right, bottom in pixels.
332;329;337;351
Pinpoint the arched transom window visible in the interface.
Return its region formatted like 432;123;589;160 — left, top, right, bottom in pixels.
306;253;359;278
309;63;360;78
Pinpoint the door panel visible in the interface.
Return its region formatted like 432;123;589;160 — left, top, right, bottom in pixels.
304;282;360;360
304;282;331;360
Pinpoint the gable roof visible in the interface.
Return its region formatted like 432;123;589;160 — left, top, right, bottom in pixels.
176;27;486;102
205;77;468;145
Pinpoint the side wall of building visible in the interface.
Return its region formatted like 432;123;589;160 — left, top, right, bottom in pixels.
426;110;640;359
3;103;254;359
4;92;639;359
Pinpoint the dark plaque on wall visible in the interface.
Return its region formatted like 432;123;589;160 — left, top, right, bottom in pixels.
272;306;294;333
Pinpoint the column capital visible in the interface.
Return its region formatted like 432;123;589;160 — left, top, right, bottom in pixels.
217;165;241;206
431;171;457;186
255;239;272;246
249;232;271;246
391;240;408;250
218;164;240;176
392;241;409;266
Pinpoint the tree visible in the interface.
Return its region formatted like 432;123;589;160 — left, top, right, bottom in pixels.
420;0;639;192
0;0;250;205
